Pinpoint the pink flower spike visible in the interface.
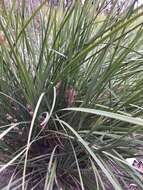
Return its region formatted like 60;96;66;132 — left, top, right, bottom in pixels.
65;88;76;106
55;80;62;96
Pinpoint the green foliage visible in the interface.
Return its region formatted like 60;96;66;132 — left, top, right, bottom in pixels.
0;1;143;189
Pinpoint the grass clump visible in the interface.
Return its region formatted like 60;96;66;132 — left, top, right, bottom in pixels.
0;0;143;189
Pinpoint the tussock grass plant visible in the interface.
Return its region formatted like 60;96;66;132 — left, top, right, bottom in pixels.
0;0;143;189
